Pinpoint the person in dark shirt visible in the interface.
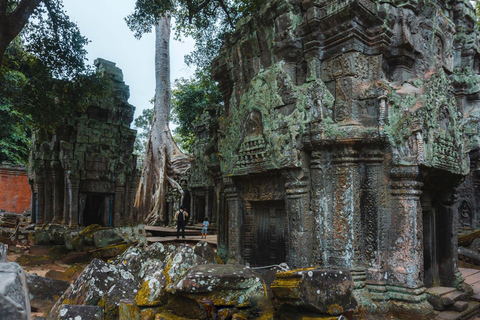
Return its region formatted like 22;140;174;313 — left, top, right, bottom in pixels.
174;205;188;239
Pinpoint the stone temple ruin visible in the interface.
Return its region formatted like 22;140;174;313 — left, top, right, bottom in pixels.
183;0;480;317
28;58;138;229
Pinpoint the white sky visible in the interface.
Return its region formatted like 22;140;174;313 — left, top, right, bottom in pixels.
63;0;196;124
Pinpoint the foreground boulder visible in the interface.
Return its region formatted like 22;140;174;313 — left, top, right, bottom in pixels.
26;273;70;312
168;263;268;319
0;262;30;320
271;268;357;317
48;242;219;319
132;242;217;307
172;263;266;307
47;258;136;319
58;305;104;320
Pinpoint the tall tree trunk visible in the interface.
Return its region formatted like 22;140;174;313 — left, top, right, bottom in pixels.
134;14;191;226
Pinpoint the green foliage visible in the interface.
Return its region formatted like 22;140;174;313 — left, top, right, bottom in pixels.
1;41;109;132
133;107;154;158
23;0;89;78
0;99;31;165
126;0;263;69
171;73;222;152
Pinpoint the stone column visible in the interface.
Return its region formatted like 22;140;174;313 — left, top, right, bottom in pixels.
326;147;361;269
243;201;254;265
51;170;63;224
35;180;45;226
310;151;325;266
62;172;70;225
44;171;53;224
283;169;312;269
225;185;242;263
67;179;80;228
387;166;432;317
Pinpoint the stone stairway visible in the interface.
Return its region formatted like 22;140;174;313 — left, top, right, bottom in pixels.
426;287;479;320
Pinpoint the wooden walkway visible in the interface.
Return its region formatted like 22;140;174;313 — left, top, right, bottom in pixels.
145;225;217;247
147;234;217;246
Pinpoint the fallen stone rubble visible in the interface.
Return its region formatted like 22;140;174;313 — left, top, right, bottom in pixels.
43;241;357;319
1;239;359;319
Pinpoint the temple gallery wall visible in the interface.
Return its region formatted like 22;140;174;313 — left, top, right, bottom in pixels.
185;0;480;317
25;0;480;318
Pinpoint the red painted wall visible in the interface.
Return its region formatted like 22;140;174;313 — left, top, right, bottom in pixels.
0;166;31;214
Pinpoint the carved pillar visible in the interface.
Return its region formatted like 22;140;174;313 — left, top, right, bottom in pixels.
115;186;125;226
225;185;242;262
283;169;312;268
62;172;69;226
189;194;194;226
326;147;361;269
358;152;384;292
244;201;254;265
44;171;53;224
35;180;45;226
387;166;432;317
310;151;325;266
51;170;63;224
67;179;80;228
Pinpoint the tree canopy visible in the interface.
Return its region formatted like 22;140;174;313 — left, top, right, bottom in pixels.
171;73;222;152
0;0;108;164
126;0;263;69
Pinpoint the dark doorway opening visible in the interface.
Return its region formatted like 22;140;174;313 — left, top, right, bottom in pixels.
422;172;458;288
80;193;113;227
253;200;286;266
196;196;206;224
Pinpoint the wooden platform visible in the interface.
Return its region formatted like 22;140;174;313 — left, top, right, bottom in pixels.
145;225;217;247
145;225;201;236
146;234;217;246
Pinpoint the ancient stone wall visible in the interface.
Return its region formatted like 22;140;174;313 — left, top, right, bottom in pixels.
0;164;31;214
190;0;480;317
29;59;138;228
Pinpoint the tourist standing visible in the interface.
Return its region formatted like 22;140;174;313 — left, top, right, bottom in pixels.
201;217;209;239
174;205;188;238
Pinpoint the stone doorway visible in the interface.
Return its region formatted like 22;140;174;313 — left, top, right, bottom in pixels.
79;193;113;227
252;200;286;266
422;183;456;288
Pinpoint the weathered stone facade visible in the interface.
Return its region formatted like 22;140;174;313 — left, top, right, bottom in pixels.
29;59;138;228
187;0;480;317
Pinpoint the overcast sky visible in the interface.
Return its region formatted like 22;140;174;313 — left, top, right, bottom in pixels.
63;0;196;124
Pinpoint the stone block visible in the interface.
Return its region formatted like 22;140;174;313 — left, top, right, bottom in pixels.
271;268;357;316
48;258;134;319
171;263;266;309
452;301;468;312
58;305;104;320
0;242;6;262
0;262;31;320
118;299;140;320
26;273;70;312
93;229;124;248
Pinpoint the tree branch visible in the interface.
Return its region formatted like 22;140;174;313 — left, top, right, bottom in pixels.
0;0;8;17
216;0;234;28
7;0;42;40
